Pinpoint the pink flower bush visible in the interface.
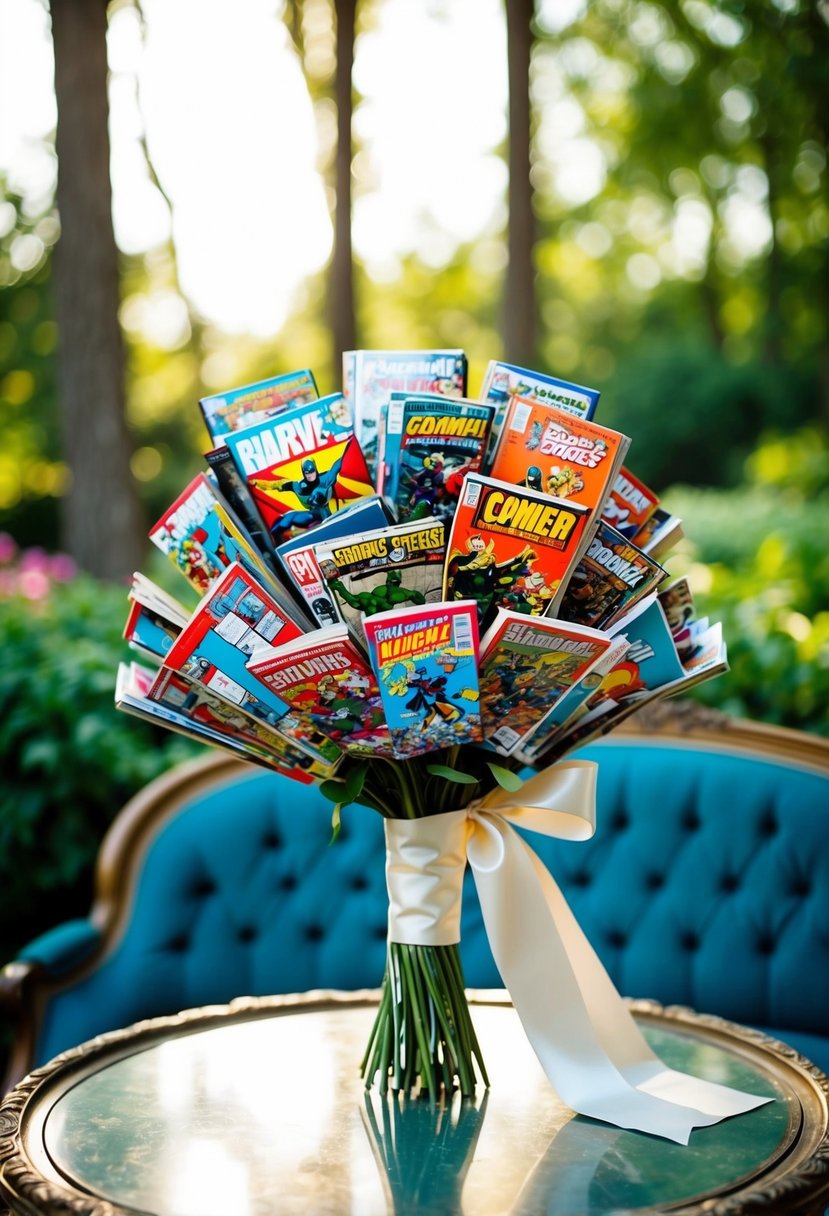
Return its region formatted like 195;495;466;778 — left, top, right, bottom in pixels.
0;534;77;601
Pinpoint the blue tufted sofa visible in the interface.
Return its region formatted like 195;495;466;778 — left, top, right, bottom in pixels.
2;699;828;1096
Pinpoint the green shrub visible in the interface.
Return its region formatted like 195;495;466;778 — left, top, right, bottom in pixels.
0;552;198;967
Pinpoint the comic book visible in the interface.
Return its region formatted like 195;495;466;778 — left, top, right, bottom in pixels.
488;396;629;523
631;505;684;561
601;466;660;539
344;349;468;479
223;392;375;547
275;496;391;628
123;572;190;662
479;359;601;460
516;635;631;764
203;444;277;567
362;600;483;757
148;472;296;616
379;394;496;525
443;472;593;626
199;368;319;445
145;664;326;779
315;516;447;637
556;519;667;630
157;560;340;772
477;609;613;755
246;625;396;758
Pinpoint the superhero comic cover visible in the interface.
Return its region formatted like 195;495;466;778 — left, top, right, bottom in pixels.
443;472;593;627
556;518;667;630
199;368;319;445
477;608;613;756
247;624;396;758
379;394;496;525
224;393;374;547
488;396;630;523
362;600;483;758
315;516;447;638
343;349;467;479
275;496;391;629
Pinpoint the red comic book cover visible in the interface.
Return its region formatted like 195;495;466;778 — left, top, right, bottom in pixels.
223;393;375;547
443;473;592;627
601;466;660;539
488;396;630;520
247;625;396;758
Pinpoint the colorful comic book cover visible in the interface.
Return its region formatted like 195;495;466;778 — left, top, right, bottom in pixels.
516;636;631;764
657;577;696;637
601;466;660;539
158;561;340;772
123;599;182;664
148;472;292;610
479;359;601;459
556;519;667;630
275;496;391;628
488;396;629;522
224;392;375;547
345;349;467;478
477;609;612;755
247;625;396;758
203;444;277;566
380;394;496;525
631;505;683;560
315;516;447;637
199;369;319;445
443;473;593;626
362;601;483;757
146;665;323;779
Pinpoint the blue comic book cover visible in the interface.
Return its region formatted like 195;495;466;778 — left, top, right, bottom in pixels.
362;600;482;757
199;368;319;445
381;395;495;526
345;349;467;479
479;360;601;460
224;393;375;547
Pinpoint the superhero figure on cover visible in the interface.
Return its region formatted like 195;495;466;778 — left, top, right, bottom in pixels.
329;570;426;617
254;453;346;541
445;535;538;625
405;667;462;731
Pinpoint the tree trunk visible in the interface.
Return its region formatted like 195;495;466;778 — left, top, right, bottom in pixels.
330;0;357;370
503;0;536;367
50;0;144;581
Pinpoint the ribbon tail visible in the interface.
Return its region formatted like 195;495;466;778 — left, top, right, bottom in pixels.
470;819;771;1144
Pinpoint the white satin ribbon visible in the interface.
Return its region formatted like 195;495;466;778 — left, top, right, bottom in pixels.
384;761;771;1144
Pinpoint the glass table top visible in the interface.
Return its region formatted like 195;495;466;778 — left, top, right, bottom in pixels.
26;999;802;1216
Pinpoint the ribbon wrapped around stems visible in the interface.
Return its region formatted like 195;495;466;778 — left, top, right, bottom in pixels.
384;760;771;1145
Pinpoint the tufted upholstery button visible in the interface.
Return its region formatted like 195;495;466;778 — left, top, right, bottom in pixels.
645;872;664;891
305;925;325;942
279;874;297;892
683;813;700;832
238;926;257;944
607;929;626;949
611;813;629;832
681;932;699;952
757;934;775;956
759;815;778;838
792;878;812;898
191;878;216;898
167;933;189;953
350;875;368;891
570;871;591;888
373;925;387;941
720;873;740;893
262;832;282;850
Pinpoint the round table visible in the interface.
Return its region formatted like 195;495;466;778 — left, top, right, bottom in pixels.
1;992;828;1215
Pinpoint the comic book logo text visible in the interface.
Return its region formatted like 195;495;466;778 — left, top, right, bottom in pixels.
539;423;610;468
472;489;580;545
405;414;488;439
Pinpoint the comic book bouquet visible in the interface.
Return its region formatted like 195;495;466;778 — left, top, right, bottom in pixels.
116;355;768;1143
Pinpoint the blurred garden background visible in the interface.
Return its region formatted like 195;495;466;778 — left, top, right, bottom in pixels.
0;0;827;1033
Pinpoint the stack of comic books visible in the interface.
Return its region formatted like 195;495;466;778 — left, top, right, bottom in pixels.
115;351;725;775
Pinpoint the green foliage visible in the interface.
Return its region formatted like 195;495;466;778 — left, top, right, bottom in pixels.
663;427;829;734
0;568;199;966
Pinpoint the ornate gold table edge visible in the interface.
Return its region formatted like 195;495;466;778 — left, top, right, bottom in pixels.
0;991;827;1216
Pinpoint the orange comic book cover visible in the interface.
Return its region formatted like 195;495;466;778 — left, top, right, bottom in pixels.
443;472;592;627
601;465;660;539
488;396;630;521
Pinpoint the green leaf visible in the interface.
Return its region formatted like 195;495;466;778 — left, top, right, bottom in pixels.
342;761;368;802
486;763;524;792
329;803;342;845
425;764;478;785
319;777;349;803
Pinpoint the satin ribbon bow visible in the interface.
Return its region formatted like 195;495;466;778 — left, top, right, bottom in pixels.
384;760;770;1145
